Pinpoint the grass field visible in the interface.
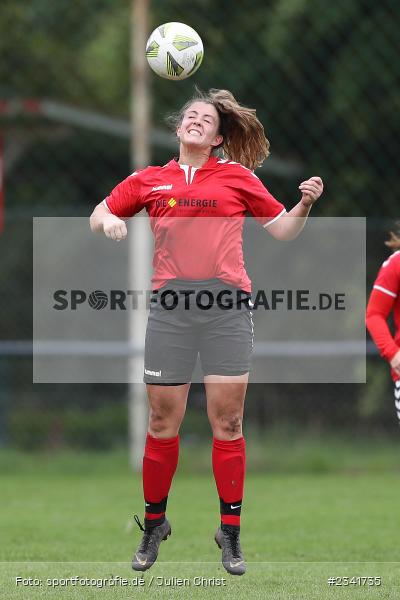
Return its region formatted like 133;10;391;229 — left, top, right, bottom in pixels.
1;436;400;599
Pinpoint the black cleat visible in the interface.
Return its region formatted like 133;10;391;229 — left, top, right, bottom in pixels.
215;524;246;576
132;515;171;572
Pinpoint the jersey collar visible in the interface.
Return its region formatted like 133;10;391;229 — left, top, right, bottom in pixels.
166;155;219;170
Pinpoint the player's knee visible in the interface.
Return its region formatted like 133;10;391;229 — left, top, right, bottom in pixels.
148;407;179;435
148;410;168;434
213;413;242;438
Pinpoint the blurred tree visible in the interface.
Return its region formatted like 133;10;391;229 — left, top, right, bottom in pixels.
0;0;116;107
2;0;399;444
1;0;398;215
256;0;399;216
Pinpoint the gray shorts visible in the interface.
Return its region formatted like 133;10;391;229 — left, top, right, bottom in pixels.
143;279;254;384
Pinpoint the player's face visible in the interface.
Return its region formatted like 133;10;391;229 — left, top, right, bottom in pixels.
177;102;223;151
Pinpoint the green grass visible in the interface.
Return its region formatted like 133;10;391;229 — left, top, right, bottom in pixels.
1;440;400;598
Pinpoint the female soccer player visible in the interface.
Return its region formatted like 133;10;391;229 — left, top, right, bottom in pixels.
90;88;323;576
366;228;400;423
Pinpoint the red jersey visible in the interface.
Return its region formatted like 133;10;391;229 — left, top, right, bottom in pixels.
104;156;286;292
366;251;400;380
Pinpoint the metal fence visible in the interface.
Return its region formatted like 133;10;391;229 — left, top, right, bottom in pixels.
0;1;399;448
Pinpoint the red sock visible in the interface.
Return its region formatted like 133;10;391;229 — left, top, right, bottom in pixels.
212;436;246;527
142;433;179;527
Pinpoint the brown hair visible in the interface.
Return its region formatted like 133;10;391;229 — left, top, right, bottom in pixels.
166;88;270;171
385;224;400;250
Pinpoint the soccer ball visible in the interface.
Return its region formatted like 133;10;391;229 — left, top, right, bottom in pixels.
146;22;204;81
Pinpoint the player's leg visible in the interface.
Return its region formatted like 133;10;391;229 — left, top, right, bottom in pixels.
205;375;248;576
199;284;253;576
133;285;197;571
141;285;197;522
132;382;190;571
143;382;190;526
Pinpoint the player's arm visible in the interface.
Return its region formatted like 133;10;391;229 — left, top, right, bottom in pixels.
90;171;144;241
90;202;127;241
366;288;400;374
267;176;323;241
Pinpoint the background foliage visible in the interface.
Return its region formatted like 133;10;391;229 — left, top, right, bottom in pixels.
0;0;399;447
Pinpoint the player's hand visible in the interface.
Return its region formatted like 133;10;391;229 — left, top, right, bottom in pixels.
299;176;324;208
103;214;127;241
390;349;400;377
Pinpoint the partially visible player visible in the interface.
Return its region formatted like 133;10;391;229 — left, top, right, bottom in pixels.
366;227;400;422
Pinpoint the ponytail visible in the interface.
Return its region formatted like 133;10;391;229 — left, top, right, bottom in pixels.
385;226;400;251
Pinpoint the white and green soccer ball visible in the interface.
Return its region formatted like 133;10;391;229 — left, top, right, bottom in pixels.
146;22;204;80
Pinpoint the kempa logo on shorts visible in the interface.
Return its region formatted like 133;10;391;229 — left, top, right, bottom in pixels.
152;184;173;191
144;368;162;377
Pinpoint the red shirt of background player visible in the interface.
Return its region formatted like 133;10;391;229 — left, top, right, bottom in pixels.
104;156;285;292
366;250;400;381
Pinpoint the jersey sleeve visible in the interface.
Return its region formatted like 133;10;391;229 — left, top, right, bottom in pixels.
234;166;286;226
366;253;400;362
366;288;399;361
103;171;145;218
